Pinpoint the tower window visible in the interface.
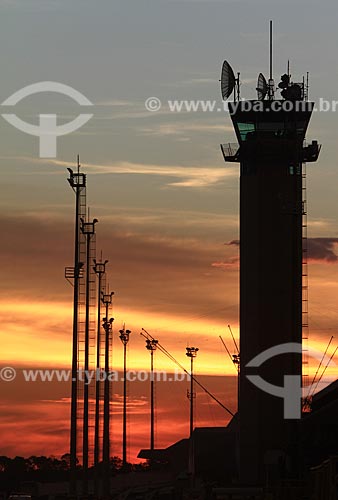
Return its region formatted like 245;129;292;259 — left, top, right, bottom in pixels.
237;122;255;141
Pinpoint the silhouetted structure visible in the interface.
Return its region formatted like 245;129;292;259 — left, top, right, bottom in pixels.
65;158;87;496
221;43;320;483
186;346;198;483
80;216;98;496
141;329;159;464
66;161;104;496
93;256;108;496
102;291;114;497
119;325;131;467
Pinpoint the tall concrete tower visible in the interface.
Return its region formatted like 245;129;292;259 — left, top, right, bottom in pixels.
220;37;320;484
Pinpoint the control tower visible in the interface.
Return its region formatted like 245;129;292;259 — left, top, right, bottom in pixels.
220;30;320;485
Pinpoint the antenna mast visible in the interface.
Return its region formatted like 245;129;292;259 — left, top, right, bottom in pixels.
268;20;275;100
270;20;273;81
236;73;240;102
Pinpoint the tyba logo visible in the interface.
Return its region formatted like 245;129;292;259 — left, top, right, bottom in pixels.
246;342;336;420
1;81;93;158
246;343;303;420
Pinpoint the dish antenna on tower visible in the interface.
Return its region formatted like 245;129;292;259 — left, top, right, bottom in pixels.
267;20;275;100
256;73;268;100
220;60;240;102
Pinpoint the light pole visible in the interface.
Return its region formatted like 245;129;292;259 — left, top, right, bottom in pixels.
80;216;98;497
102;291;114;499
145;337;158;464
93;258;108;496
186;346;199;485
119;325;131;468
67;159;86;496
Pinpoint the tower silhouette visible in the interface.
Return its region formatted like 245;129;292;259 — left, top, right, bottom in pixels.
221;37;320;484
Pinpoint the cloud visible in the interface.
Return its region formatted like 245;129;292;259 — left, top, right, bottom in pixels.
211;240;240;269
211;258;239;270
308;218;336;232
3;155;237;188
0;373;237;461
307;238;338;263
227;239;240;246
0;212;239;363
140;122;233;137
41;157;237;189
221;238;338;263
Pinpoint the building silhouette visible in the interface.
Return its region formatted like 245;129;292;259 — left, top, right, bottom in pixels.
221;63;320;484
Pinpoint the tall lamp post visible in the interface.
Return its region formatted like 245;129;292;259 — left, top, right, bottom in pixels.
67;160;86;496
93;258;108;497
102;291;114;499
80;216;98;497
186;346;199;485
145;337;158;464
119;325;131;468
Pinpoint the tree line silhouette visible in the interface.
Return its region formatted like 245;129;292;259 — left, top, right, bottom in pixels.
0;455;148;492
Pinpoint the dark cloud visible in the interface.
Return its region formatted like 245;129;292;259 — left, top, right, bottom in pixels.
226;240;240;246
307;238;338;263
224;237;338;263
212;240;240;269
0;213;237;322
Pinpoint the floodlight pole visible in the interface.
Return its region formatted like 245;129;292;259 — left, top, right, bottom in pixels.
150;348;155;456
119;325;131;468
67;157;86;497
144;337;158;464
93;257;108;497
186;347;198;439
102;292;114;498
186;346;199;486
81;217;98;497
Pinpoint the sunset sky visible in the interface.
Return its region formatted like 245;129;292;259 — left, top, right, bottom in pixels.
1;0;338;463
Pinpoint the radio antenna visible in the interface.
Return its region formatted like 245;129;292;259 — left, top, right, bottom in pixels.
267;20;275;100
269;20;273;81
220;60;240;102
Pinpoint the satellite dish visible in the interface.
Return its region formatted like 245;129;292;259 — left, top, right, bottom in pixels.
221;60;236;101
256;73;268;100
